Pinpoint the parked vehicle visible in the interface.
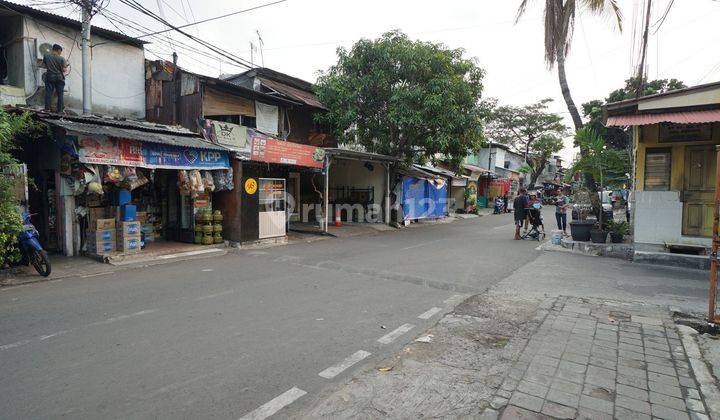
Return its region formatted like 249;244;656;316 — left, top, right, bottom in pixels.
18;212;51;277
571;190;613;223
493;197;505;214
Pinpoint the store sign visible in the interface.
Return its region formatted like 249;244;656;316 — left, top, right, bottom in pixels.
244;178;258;195
77;136;230;170
212;121;248;150
659;123;713;143
250;137;324;169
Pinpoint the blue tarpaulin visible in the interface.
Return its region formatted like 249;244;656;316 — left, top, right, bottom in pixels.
401;176;447;220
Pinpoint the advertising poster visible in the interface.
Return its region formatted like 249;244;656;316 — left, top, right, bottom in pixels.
250;137;324;169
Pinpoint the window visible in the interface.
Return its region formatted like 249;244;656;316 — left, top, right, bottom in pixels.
644;148;672;191
504;160;511;169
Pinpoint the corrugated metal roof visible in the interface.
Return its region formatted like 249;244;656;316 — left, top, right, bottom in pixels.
324;147;400;162
44;119;228;151
259;77;326;109
606;109;720;126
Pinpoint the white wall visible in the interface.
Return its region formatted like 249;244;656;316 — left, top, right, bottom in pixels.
22;16;145;118
633;190;710;247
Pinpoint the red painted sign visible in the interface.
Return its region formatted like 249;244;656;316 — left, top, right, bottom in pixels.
250;137;325;169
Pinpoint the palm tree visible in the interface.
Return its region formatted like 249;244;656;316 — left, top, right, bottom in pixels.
516;0;622;131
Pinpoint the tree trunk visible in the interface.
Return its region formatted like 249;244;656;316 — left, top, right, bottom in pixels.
556;46;601;215
529;161;547;188
555;49;583;132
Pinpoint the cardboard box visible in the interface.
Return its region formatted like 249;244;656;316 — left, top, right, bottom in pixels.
117;236;142;252
88;240;116;254
87;207;106;229
87;228;116;243
118;221;142;237
96;218;115;230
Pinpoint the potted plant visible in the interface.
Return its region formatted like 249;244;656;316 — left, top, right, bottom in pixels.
569;189;594;241
608;220;630;243
566;128;629;241
590;223;608;243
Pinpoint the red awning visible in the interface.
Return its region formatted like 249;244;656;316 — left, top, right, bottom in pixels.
606;109;720;126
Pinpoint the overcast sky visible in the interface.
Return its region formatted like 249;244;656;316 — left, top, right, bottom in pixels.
23;0;720;160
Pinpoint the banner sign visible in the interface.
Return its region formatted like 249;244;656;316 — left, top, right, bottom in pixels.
212;121;248;150
77;136;229;170
250;137;325;169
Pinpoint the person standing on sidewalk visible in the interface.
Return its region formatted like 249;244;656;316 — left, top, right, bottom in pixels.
513;188;528;240
42;44;68;113
555;192;569;236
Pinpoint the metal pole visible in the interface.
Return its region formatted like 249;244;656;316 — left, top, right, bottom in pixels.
385;163;391;225
81;7;92;114
323;159;330;233
710;146;720;323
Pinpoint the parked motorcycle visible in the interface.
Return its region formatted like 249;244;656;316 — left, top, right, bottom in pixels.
493;198;505;214
18;212;51;277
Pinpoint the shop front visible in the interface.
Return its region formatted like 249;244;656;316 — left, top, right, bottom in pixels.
43;118;232;258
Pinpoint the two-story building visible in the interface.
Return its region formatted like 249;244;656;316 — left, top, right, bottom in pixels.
0;0;145;117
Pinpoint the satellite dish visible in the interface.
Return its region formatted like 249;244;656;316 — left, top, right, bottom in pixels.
38;43;53;56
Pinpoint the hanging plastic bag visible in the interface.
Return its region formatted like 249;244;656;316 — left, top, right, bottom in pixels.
104;165;123;184
123;166;138;182
128;169;149;191
203;171;215;192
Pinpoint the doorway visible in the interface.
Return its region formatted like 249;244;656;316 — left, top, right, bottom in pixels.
682;146;716;237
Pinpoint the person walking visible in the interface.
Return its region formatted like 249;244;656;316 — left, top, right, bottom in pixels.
513;188;528;240
42;44;68;113
555;192;569;235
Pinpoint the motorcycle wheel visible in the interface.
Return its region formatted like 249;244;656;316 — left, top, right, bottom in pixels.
30;250;51;277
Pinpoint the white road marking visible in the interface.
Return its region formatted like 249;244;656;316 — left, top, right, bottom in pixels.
201;268;214;272
39;330;68;341
156;248;221;259
238;387;307;420
318;350;371;379
417;307;443;320
194;290;234;301
377;323;415;344
80;271;115;278
0;339;31;351
89;308;158;326
443;294;468;306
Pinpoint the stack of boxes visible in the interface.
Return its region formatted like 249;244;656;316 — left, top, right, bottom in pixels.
117;220;142;253
86;209;116;255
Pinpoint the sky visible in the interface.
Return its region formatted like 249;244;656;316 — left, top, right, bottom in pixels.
21;0;720;161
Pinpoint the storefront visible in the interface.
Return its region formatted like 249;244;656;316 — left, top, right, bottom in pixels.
42;117;231;258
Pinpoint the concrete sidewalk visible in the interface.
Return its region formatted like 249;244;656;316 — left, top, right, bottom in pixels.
296;251;719;419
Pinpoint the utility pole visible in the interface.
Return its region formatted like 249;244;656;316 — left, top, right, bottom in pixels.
81;5;92;114
635;0;653;98
256;30;264;67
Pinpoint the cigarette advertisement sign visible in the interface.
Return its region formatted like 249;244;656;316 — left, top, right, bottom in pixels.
250;137;324;169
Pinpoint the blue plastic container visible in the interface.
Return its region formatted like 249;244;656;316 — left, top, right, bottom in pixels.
121;204;137;221
117;189;131;206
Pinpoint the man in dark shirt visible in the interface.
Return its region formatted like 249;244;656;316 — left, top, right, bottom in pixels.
513;188;528;240
43;44;68;112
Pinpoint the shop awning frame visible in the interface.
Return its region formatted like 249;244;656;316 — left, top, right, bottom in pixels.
606;109;720;127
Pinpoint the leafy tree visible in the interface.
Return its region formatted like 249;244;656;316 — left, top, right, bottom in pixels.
485;99;567;187
0;110;32;266
515;0;622;132
581;77;687;150
315;31;488;171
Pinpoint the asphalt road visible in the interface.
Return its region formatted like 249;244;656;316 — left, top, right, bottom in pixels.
0;212;540;419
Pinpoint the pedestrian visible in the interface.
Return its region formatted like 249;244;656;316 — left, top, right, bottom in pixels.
555;192;569;235
43;44;68;113
529;192;545;233
503;195;509;213
513;188;528;240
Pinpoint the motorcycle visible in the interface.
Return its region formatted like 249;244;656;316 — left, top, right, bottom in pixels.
493;198;505;214
18;212;51;277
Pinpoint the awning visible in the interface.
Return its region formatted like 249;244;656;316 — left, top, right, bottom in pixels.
324;148;401;163
463;163;496;178
606;109;720;126
45;119;230;170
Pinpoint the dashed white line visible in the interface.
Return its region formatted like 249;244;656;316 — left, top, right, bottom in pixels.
39;330;68;341
238;387;307;420
80;271;115;278
0;339;31;351
418;307;443;320
377;323;415;344
318;350;371;379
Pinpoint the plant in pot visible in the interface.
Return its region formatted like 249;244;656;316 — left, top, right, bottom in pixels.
590;222;608;243
566;128;629;242
607;220;630;243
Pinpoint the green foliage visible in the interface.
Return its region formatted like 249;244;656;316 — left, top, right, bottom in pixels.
485;99;566;185
607;220;630;236
581;78;687;150
0;109;33;266
315;31;489;172
566;127;629;190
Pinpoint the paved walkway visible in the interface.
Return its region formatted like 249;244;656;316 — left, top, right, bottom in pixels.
493;296;714;420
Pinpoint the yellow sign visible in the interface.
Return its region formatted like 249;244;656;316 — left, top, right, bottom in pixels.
244;178;258;195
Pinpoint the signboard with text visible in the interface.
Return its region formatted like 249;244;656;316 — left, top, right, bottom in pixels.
77;136;229;170
250;137;324;169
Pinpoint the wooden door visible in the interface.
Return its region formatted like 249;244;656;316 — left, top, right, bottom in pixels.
682;146;716;237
